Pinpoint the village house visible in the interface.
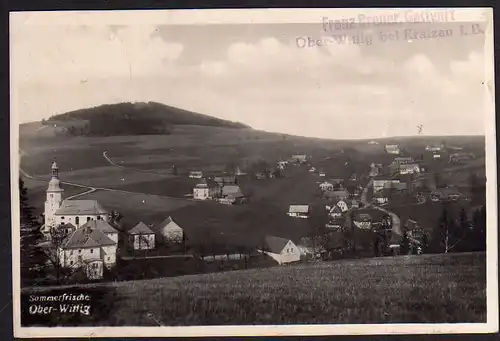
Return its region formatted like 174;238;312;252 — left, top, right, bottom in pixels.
430;187;462;202
291;154;307;164
432;153;441;159
404;219;425;240
324;189;350;201
189;170;203;179
337;199;349;212
385;144;401;155
319;181;334;192
258;236;301;265
393;156;415;164
373;190;389;204
287;205;310;219
221;185;244;204
353;213;373;230
255;172;267;180
350;199;360;209
59;225;118;279
80;220;119;244
449;152;475;164
319;171;326;177
330;178;344;186
328;205;343;219
309;167;316;173
128;222;156;250
373;175;403;192
214;175;237;186
398;163;421;175
153;216;184;244
193;179;221;200
42;161;109;240
425;145;442;152
368;140;379;145
326;217;345;231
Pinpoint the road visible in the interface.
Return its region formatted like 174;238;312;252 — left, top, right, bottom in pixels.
102;151;173;176
20;149;194;202
360;177;402;238
121;254;194;261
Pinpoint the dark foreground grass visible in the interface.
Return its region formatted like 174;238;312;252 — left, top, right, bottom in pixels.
24;252;486;326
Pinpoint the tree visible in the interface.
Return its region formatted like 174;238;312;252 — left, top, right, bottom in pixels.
434;204;466;253
45;226;72;285
400;230;411;255
20;178;47;286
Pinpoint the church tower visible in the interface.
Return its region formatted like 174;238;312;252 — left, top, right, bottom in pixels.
44;160;64;232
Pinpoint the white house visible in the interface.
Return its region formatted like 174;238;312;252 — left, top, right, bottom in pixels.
193;179;221;200
309;167;316;173
43;161;108;239
287;205;310;219
337;200;349;212
319;172;326;177
154;216;184;244
433;153;441;159
399;163;420;175
425;145;441;152
385;144;401;155
373;177;401;192
328;205;343;219
80;220;118;244
189;171;203;179
128;222;156;250
59;225;118;279
258;236;300;265
319;181;334;191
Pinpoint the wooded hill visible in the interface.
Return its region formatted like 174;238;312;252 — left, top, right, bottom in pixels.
44;102;250;136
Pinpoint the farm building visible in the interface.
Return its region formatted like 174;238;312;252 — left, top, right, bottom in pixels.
385;144;401;155
154;216;184;244
79;220;119;244
189;171;203;179
287;205;310;219
128;222;156;250
319;181;334;191
353;213;373;230
193;179;221;200
214;175;237;186
258;236;301;265
430;187;462;202
373;191;389;204
43;161;109;240
221;185;244;203
59;224;118;278
393;156;415;164
291;154;307;163
398;163;420;175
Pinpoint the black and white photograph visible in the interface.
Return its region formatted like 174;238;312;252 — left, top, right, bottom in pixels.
10;8;497;338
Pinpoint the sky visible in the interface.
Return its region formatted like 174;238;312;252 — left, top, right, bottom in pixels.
10;12;491;139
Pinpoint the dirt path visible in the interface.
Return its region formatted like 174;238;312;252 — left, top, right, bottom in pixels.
102;151;173;176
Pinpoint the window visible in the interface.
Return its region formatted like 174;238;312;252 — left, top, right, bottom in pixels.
75;217;79;225
90;249;94;254
61;216;65;220
50;194;53;198
97;216;101;220
78;249;82;254
87;217;91;221
70;261;73;265
70;251;73;255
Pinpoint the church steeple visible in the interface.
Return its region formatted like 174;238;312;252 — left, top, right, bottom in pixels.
51;159;59;179
47;159;63;193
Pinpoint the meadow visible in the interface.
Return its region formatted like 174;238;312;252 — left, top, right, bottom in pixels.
23;252;487;326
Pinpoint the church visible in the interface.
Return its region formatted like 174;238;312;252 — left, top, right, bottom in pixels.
42;161;109;239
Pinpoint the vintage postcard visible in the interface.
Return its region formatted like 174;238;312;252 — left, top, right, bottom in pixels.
10;8;497;338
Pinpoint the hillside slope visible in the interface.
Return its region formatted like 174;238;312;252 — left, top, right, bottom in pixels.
43;101;250;136
23;252;486;326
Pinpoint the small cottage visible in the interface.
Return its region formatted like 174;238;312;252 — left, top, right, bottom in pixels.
128;222;156;250
258;236;300;265
337;200;349;212
353;213;373;230
189;171;203;179
287;205;310;219
154;216;184;244
319;181;334;192
328;205;343;219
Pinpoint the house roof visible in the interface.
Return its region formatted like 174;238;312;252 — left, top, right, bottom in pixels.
329;205;342;213
354;213;372;221
263;235;291;254
61;226;116;249
222;185;244;197
80;220;117;234
288;205;310;213
157;216;183;231
128;222;155;235
55;200;107;216
320;181;333;186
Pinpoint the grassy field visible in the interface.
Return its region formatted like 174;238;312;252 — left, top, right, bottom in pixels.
22;252;486;326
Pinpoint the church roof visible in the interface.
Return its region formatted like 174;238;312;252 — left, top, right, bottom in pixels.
55;200;108;216
61;226;115;249
47;178;64;192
